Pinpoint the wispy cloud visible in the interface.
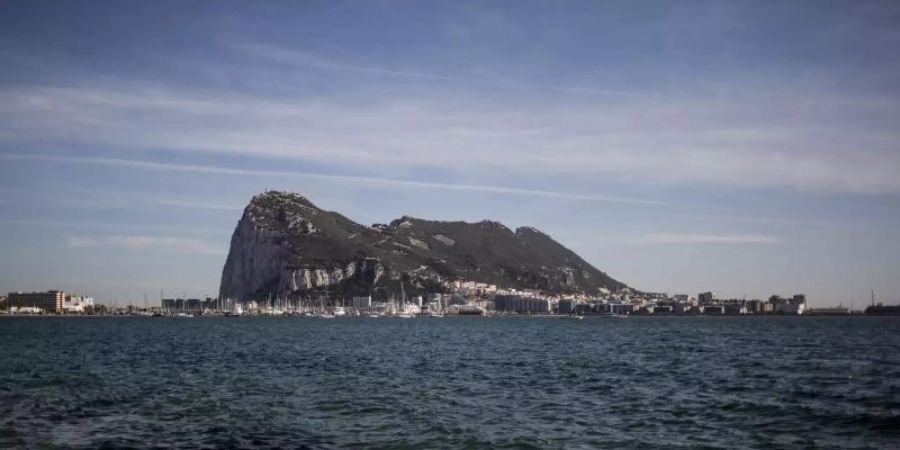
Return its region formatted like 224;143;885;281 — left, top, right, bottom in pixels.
65;235;225;255
0;186;246;213
236;43;642;97
639;233;778;245
150;199;243;211
560;232;779;249
0;152;663;205
1;82;898;194
0;218;220;236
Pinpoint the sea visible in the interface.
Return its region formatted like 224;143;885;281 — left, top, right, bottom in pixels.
0;316;897;449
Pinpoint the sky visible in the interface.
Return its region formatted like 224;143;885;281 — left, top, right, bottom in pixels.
1;0;899;307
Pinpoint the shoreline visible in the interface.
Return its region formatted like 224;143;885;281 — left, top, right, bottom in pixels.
0;313;892;318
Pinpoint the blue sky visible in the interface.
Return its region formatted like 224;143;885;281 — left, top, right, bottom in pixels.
1;1;899;306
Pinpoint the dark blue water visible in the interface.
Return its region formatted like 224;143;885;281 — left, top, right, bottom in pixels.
0;316;898;449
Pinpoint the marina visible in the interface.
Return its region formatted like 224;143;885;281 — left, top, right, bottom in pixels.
7;286;896;318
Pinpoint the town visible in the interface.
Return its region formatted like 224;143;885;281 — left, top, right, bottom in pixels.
3;281;895;317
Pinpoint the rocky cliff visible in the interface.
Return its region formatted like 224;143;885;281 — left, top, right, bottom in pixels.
219;191;627;301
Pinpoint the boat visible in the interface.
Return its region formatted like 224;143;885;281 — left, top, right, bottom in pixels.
457;307;485;316
562;315;584;320
598;313;629;319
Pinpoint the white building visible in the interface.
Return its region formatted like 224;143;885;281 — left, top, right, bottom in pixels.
780;302;806;315
62;295;94;313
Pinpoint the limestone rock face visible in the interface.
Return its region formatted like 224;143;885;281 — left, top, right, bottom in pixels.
218;191;627;301
218;214;289;303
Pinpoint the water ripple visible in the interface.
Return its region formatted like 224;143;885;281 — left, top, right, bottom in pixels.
0;316;897;449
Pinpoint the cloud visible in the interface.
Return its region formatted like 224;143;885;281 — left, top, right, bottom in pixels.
235;43;641;97
65;237;102;248
0;152;662;205
1;81;898;194
639;233;778;245
65;235;225;255
151;199;244;211
0;186;246;213
558;232;779;249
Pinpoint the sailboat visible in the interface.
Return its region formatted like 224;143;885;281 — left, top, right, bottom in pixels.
318;292;336;318
394;279;415;318
175;291;193;317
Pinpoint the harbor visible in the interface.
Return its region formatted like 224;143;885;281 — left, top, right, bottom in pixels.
4;285;896;317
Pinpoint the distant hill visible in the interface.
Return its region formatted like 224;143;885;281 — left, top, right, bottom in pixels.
219;191;627;301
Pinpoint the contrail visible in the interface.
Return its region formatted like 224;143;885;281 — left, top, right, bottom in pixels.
0;152;665;205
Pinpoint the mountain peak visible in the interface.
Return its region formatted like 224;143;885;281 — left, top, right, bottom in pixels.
250;190;319;210
388;215;420;228
220;191;627;301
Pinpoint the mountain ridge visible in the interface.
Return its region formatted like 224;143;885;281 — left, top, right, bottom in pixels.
219;191;628;301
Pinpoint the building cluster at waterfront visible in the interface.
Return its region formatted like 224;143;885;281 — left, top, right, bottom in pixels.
440;284;820;317
146;284;864;318
3;283;895;317
2;290;95;314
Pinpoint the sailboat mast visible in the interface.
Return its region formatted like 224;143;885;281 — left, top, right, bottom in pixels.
401;279;406;305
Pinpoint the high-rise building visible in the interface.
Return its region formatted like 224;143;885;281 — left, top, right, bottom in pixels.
558;299;576;314
698;292;715;304
494;295;550;314
7;291;65;312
